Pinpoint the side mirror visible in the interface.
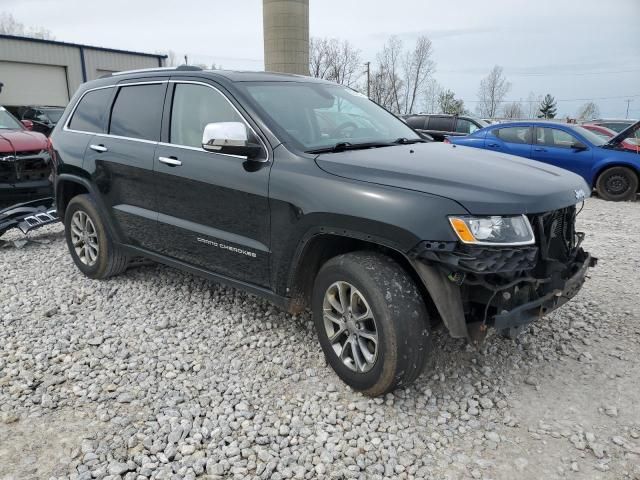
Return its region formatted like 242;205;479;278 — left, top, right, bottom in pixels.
202;122;264;160
572;141;588;151
21;120;33;130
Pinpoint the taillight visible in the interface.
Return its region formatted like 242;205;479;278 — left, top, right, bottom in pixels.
443;138;451;144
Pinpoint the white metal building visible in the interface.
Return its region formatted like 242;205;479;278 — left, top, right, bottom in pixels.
0;34;166;107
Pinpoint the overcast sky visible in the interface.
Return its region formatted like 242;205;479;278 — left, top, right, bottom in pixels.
3;0;639;117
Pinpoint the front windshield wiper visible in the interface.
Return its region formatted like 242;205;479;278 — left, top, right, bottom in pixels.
392;137;428;145
306;141;395;154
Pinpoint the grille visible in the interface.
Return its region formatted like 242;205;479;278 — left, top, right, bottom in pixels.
0;150;51;183
529;206;576;263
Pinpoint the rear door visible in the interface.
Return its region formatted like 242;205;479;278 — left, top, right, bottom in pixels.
153;79;272;286
484;125;533;158
531;127;593;179
425;116;455;140
82;80;167;250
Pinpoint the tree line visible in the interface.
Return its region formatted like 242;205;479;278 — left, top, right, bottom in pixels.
309;35;601;121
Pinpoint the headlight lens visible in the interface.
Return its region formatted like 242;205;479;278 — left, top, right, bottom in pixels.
448;214;535;245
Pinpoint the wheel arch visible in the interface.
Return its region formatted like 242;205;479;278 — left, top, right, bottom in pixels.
285;232;441;328
592;161;640;191
55;174;122;243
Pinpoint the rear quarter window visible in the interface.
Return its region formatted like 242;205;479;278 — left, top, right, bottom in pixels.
427;116;454;132
68;88;113;133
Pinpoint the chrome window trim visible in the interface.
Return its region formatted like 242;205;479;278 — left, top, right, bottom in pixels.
165;80;269;163
62;79;270;162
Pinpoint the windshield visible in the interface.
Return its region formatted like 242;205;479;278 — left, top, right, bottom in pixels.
570;126;607;146
238;82;420;151
0;107;23;130
43;108;64;123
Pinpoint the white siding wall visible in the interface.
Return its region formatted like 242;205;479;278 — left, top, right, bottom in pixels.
0;36;165;107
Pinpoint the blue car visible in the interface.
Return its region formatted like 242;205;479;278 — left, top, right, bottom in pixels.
448;121;640;201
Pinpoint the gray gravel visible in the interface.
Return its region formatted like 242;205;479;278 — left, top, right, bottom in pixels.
1;197;639;480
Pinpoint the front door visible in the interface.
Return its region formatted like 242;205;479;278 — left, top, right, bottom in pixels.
154;80;272;287
531;127;593;180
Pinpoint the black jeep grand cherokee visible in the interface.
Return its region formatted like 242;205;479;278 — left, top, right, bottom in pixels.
50;66;595;396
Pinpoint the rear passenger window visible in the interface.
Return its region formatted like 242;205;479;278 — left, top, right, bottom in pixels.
68;88;113;133
109;84;165;141
494;126;531;144
427;116;454;132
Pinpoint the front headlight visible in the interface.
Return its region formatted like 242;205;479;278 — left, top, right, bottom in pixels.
448;214;535;246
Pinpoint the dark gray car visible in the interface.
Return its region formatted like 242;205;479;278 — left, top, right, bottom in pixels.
50;67;595;396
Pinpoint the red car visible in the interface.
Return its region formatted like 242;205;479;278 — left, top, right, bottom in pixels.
582;123;639;152
0;106;53;209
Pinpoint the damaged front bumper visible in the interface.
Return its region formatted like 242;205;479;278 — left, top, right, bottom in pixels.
410;206;597;341
491;249;595;331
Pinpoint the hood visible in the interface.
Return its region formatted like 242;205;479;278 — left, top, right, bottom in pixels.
0;130;48;154
315;142;589;215
606;120;640;147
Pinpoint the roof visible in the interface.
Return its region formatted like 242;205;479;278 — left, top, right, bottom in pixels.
0;34;167;59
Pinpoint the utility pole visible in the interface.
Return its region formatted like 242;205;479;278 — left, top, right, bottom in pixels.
364;62;370;98
184;55;188;65
625;99;632;119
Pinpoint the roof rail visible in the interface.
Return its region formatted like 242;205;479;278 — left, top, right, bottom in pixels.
107;64;202;78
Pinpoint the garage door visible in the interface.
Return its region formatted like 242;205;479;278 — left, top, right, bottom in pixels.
0;61;69;107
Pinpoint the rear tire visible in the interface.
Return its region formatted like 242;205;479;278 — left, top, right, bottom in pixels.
595;166;638;201
64;194;129;279
312;251;431;396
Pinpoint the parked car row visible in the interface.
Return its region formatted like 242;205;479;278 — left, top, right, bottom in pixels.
4;105;65;136
0;106;52;210
447;120;639;201
402;114;488;141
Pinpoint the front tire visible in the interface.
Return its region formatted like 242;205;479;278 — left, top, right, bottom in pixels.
64;194;129;279
312;252;431;396
595;166;638;201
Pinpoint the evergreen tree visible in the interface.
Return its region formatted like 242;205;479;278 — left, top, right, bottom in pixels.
538;94;557;119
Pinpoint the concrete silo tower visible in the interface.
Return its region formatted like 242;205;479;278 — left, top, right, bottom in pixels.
263;0;309;75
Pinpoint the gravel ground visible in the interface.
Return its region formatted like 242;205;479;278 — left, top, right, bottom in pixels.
1;197;639;480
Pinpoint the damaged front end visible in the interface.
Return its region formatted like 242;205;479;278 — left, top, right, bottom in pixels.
410;205;597;342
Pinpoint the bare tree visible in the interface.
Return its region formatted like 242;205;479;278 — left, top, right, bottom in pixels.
377;36;405;114
402;36;435;114
0;12;54;39
502;101;524;119
369;68;396;111
422;78;442;114
309;37;362;87
577;101;600;120
476;65;511;118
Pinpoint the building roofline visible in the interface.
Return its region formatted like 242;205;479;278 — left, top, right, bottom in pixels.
0;33;167;59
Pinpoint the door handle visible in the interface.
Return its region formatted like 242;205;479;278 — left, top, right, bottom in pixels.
158;156;182;167
89;144;108;153
487;143;500;148
534;147;547;152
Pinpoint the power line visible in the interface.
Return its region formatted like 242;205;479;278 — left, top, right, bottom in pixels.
438;68;640;77
463;93;640;104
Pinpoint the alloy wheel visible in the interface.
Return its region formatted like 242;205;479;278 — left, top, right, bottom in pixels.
70;211;99;266
323;281;378;373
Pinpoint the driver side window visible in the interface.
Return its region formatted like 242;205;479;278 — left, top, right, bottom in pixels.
170;83;245;148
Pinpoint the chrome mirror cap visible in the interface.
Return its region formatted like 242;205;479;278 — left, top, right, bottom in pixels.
202;122;248;152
